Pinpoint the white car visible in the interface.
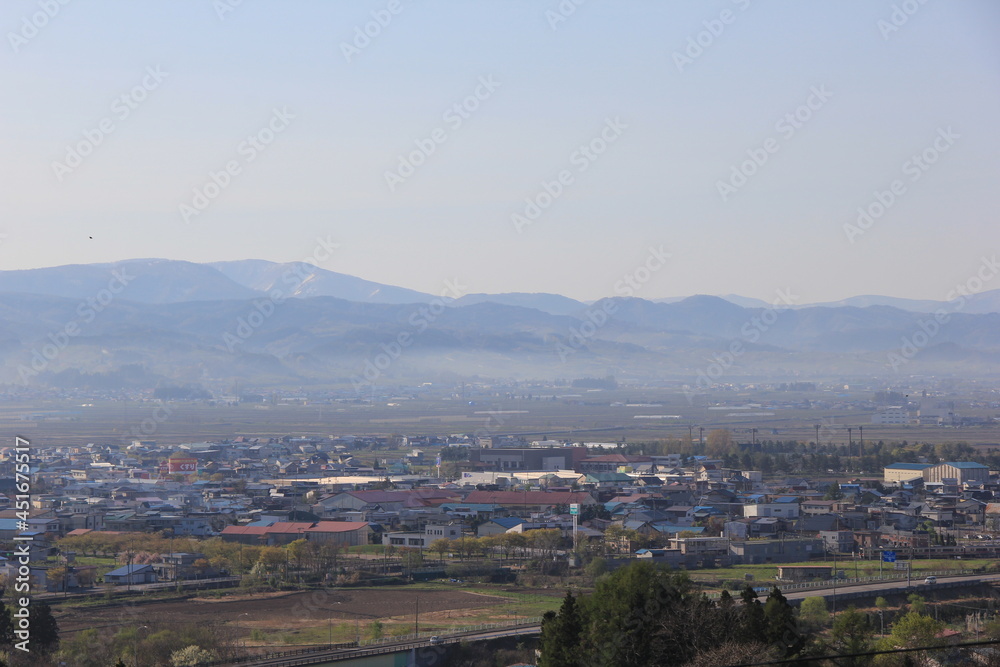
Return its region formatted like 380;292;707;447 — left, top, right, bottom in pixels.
924;576;937;584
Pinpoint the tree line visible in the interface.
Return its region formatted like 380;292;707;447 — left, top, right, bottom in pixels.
538;562;962;667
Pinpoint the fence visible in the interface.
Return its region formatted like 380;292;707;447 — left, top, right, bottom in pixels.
705;568;985;599
205;642;357;666
215;618;543;666
357;615;543;648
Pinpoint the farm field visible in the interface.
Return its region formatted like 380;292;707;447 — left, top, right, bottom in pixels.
0;394;997;447
50;584;564;647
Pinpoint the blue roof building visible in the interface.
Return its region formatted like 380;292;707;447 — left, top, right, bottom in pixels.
104;563;157;585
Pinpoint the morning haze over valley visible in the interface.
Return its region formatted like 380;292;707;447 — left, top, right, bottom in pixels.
2;1;999;666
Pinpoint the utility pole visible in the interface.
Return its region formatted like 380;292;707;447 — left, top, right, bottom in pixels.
858;426;863;458
832;549;837;615
814;424;821;446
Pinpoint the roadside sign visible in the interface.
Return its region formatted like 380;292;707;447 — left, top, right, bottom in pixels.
882;551;896;563
569;503;580;516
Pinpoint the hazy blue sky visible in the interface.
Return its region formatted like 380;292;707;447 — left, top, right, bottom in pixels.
2;0;998;303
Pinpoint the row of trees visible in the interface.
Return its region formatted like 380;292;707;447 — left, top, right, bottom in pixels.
427;529;565;563
798;593;957;667
538;562;803;667
540;563;967;667
624;432;993;475
55;529;577;589
55;533;347;579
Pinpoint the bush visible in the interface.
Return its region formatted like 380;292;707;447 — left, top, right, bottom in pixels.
170;645;217;666
585;557;607;579
445;563;499;579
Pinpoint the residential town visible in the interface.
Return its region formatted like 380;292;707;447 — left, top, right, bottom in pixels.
6;429;1000;593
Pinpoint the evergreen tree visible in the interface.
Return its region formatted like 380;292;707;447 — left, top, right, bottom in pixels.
739;585;766;644
763;587;803;657
28;602;59;654
538;564;818;667
581;562;667;666
539;592;584;667
830;606;874;667
0;600;13;647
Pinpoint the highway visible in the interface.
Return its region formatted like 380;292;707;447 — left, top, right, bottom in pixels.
780;572;1000;601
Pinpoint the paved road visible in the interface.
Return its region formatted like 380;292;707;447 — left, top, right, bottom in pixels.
781;572;1000;601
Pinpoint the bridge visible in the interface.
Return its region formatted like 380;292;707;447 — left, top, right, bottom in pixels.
215;620;541;666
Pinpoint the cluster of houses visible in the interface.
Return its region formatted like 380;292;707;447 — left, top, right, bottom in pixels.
2;434;999;590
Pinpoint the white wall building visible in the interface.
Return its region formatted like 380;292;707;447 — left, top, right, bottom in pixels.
872;407;909;425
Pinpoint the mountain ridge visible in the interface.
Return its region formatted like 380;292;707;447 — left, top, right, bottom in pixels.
4;258;997;314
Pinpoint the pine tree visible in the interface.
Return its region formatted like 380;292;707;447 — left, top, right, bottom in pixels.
830;606;874;667
539;592;584;667
739;585;766;644
0;600;13;647
763;587;802;657
28;602;59;654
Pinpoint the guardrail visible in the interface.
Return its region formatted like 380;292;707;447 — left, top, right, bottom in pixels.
204;643;357;666
704;568;985;599
357;615;544;647
214;617;544;666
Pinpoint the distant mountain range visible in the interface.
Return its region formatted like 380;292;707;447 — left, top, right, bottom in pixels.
210;259;434;304
2;258;996;314
0;259;997;388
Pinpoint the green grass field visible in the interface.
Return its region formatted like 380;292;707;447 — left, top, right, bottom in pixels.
685;557;996;590
343;545;390;555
